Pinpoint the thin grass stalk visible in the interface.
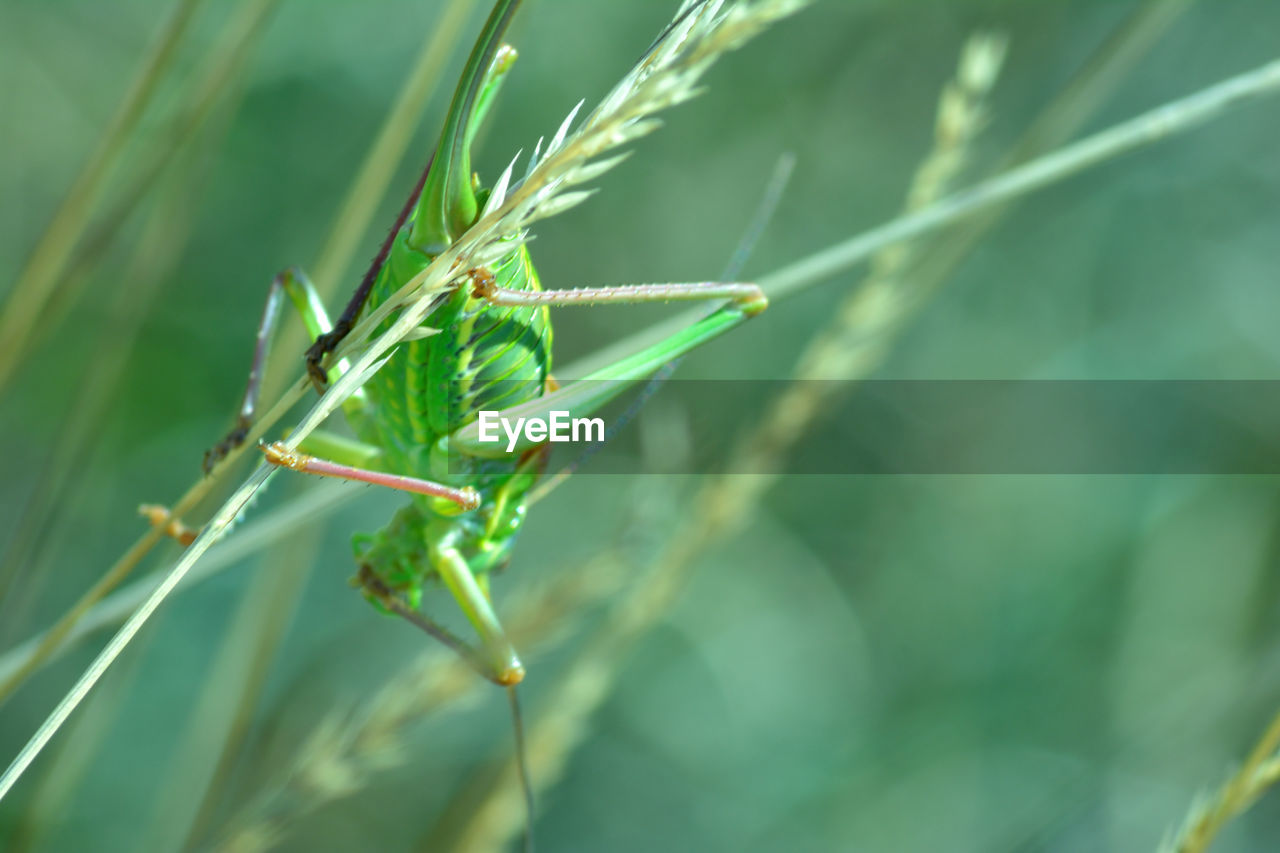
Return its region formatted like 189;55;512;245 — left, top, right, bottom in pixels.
0;0;282;706
0;372;309;709
5;623;155;853
0;484;354;688
0;0;206;392
1010;0;1198;166
143;516;316;852
0;10;275;653
23;0;282;357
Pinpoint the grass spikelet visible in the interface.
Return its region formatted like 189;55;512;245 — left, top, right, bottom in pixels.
1158;711;1280;853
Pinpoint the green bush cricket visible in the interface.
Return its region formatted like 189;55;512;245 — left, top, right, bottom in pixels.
0;0;818;833
199;0;771;834
206;0;767;688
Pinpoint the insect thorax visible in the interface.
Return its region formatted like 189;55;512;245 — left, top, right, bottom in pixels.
352;230;551;604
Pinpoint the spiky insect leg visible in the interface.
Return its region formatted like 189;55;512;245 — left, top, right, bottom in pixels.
260;442;480;511
471;274;768;316
453;279;768;456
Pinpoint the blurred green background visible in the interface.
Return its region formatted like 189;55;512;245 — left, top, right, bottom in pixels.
3;1;1280;851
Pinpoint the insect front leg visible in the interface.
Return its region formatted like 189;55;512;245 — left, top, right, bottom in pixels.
205;267;372;472
470;272;768;316
453;277;768;456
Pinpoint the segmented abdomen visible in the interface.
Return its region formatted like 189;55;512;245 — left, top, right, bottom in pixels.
361;234;551;480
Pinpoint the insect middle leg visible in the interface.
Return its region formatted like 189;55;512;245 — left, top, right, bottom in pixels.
260;442;479;510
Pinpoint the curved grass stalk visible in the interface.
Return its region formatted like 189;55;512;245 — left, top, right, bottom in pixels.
0;0;206;393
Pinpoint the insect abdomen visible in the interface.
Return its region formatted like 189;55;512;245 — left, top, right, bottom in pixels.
425;246;551;440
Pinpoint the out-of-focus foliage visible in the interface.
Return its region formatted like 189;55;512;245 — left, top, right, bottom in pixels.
1;1;1280;851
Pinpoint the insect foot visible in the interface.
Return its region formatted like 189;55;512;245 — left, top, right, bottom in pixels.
496;663;526;686
203;416;251;473
740;286;769;317
303;328;346;393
